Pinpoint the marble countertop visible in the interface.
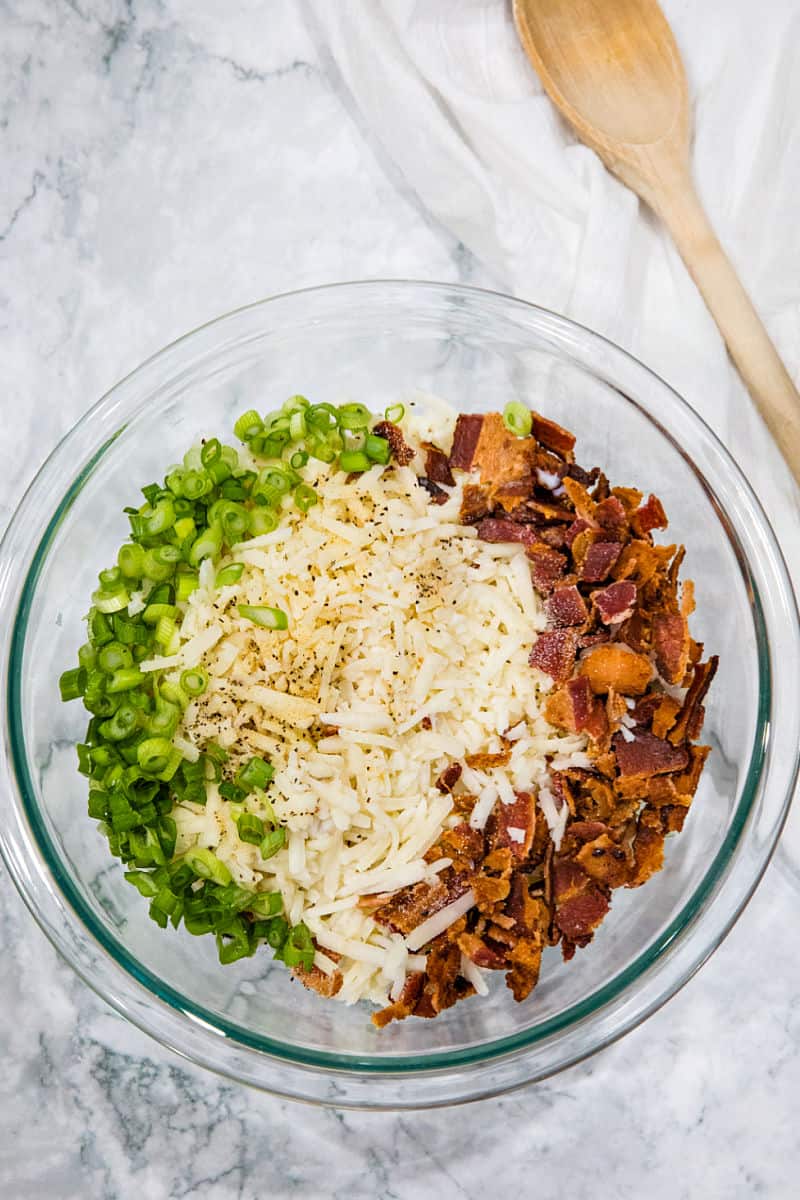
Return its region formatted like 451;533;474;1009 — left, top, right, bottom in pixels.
2;3;799;1197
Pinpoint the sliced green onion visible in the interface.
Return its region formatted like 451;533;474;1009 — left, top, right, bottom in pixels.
217;780;245;804
106;666;144;693
189;522;223;565
124;870;160;898
180;667;208;697
173;516;196;543
235;756;274;792
258;466;293;496
339;449;371;474
99;703;140;741
306;403;338;432
89;609;114;646
141;497;176;536
502;401;533;438
142;602;176;625
249;891;283;918
118;543;145;579
200;438;222;466
293;483;318;514
364;434;391;465
306;437;338;464
216;917;255;964
97;641;134;673
259;826;286;860
147;700;180;737
236;813;265;845
91;588;130;614
247;507;279;536
384;403;405;423
184;847;232;885
137;736;174;774
77;642;97;671
234;410;264;442
59;667;86;702
182;469;211;500
337;403;371;430
215;562;244;588
277;921;315;970
160;678;189;708
264;915;289;950
176;571;200;601
237;604;289;631
142;548;176;582
153;615;176;649
282;394;310;414
289;449;308;470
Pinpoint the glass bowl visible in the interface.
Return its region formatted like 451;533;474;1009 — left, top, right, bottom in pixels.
1;282;797;1108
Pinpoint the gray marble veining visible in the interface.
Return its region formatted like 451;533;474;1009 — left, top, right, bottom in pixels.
1;2;798;1197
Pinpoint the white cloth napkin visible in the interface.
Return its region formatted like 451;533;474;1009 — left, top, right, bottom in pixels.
304;0;800;540
306;0;800;865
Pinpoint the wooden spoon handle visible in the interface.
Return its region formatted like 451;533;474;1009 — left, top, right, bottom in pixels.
649;162;800;485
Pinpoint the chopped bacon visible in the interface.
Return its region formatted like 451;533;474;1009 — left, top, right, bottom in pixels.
476;517;537;545
459;483;491;523
471;413;538;495
545;585;588;627
613;731;690;777
594;495;628;535
294;962;344;999
372;972;424;1028
651;695;682;739
526;544;567;592
531;411;576;458
667;656;718;744
613;539;674;586
546;676;609;740
553;860;610;944
423;442;455;487
580;540;623;582
457;931;508;970
418;477;449;505
632;493;668;535
449;414;484;470
580;644;653;696
374;873;472;936
466;749;511;769
593;580;637;625
506;936;544;1001
564;517;592;547
473;848;514;909
529;628;578;683
435;762;462;793
653;611;690;684
372;420;415;466
627;808;666;887
486;791;535;860
576;833;631;888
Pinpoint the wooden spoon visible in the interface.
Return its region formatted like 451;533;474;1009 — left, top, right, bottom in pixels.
513;0;800;485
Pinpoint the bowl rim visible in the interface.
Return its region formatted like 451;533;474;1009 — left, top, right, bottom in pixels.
1;280;797;1094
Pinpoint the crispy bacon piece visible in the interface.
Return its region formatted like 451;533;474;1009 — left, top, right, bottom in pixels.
449;413;484;470
486;791;535;860
553;860;610;945
506;935;544;1001
593;580;637;625
423;442;455;487
580;540;623;583
576;833;632;888
458;931;508;970
650;695;682;738
459;482;491;523
435;762;462;793
531;411;576;458
652;611;690;684
372;419;415;466
545;585;588;628
529;628;578;683
613;539;674;586
545;676;609;740
632;493;668;536
439;823;485;872
564;516;592;547
372;972;425;1028
466;749;511;769
374;873;472;936
527;543;567;592
472;413;538;492
477;517;537;545
418;477;449;505
473;848;514;909
628;808;666;887
294;962;344;999
613;731;690;777
594;495;628;535
580;644;653;695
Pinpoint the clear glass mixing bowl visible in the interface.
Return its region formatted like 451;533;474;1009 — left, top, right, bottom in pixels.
1;281;797;1107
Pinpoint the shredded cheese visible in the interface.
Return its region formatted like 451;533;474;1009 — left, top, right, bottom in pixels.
168;405;588;1005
